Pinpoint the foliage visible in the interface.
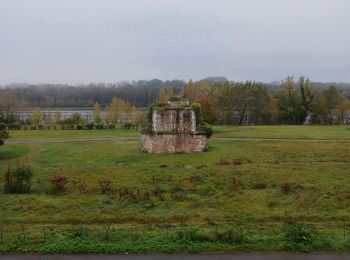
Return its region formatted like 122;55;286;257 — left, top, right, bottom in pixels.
274;76;304;124
63;112;86;125
31;107;43;125
147;106;154;122
1;77;350;126
76;182;87;193
215;228;246;243
146;102;168;122
50;175;68;192
158;87;173;103
321;85;343;124
99;179;112;194
282;224;319;252
253;182;267;189
196;97;220;124
176;227;206;241
0;124;9;146
54;111;62;124
106;97;138;124
198;122;213;138
65;226;91;239
214;81;276;125
93;102;102;124
281;183;292;194
191;102;203;125
3;164;33;193
168;96;181;101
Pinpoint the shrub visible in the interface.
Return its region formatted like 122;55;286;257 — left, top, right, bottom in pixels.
168;96;181;101
147;103;168;122
3;165;33;193
176;227;206;241
0;123;7;130
147;106;154;122
282;223;318;252
191;102;203;124
95;124;104;130
99;179;112;194
50;175;68;192
65;226;91;239
216;228;246;244
152;186;165;200
0;128;9;146
85;123;94;130
154;102;168;108
107;124;115;130
281;183;292;194
218;157;231;165
253;182;267;189
123;123;132;129
143;191;151;201
232;158;243;165
77;182;87;193
199;122;213;138
171;185;184;193
267;200;278;207
228;176;240;192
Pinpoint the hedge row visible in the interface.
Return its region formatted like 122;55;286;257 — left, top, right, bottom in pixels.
0;123;140;131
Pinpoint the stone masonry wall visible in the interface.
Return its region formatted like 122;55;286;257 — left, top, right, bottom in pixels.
141;107;207;154
152;109;196;133
141;133;207;154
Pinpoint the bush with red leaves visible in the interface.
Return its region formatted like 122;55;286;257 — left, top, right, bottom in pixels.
50;175;68;192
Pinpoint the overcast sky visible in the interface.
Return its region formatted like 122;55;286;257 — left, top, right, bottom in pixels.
0;0;349;84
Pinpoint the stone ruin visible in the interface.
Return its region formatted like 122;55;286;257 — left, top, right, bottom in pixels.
141;100;208;154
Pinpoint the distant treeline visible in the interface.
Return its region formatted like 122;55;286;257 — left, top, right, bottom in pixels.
0;79;187;107
1;77;350;125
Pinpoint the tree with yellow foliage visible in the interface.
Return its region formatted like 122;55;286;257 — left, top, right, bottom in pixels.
32;107;42;125
54;111;62;124
186;79;194;101
106;97;127;124
93;102;102;124
157;87;174;103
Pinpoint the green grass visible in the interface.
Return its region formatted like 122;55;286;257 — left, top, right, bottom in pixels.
0;126;350;253
8;129;139;140
213;125;350;140
8;125;350;140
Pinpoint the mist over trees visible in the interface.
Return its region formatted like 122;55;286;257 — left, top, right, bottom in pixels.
0;80;186;108
0;77;350;125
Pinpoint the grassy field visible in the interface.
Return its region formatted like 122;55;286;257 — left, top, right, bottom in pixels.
7;128;140;140
7;125;350;140
214;125;350;140
0;126;349;253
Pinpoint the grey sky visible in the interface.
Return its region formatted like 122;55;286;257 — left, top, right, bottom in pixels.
0;0;349;84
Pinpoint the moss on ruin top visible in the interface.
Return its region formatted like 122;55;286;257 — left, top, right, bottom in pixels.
145;101;213;138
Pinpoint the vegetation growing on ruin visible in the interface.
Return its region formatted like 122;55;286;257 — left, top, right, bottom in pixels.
0;123;9;147
143;99;213;137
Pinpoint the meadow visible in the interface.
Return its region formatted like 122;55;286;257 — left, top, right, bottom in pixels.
7;125;350;141
0;126;349;253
